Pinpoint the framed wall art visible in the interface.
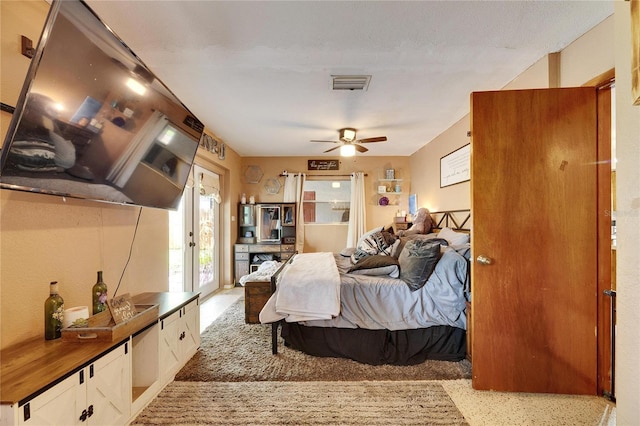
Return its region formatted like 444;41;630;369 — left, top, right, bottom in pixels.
440;144;470;188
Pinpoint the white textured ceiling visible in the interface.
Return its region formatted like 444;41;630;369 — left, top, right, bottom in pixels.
85;0;612;157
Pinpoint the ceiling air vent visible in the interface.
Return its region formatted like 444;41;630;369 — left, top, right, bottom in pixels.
331;75;371;91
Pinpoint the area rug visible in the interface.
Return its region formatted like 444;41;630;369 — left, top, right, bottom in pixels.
175;299;471;382
132;380;468;425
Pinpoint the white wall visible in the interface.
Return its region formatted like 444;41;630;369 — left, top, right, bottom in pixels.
613;2;640;422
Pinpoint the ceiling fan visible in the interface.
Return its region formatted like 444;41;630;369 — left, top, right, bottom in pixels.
310;128;387;156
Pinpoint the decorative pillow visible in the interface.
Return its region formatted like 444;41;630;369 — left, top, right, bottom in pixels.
350;265;399;278
392;234;445;258
356;226;384;247
449;243;471;260
351;230;397;263
349;254;399;271
340;247;356;257
398;239;441;291
438;227;470;246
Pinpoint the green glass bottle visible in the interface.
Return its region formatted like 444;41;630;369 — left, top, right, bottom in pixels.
44;281;64;340
92;271;108;315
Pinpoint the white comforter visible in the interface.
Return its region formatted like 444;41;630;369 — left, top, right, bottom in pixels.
259;252;341;323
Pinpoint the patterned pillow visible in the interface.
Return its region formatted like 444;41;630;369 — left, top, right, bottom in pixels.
351;231;396;263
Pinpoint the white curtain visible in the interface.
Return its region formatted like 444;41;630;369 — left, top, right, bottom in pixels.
283;173;307;253
199;171;221;203
346;172;366;248
283;174;297;202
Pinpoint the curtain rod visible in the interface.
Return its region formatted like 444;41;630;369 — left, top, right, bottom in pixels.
279;172;367;177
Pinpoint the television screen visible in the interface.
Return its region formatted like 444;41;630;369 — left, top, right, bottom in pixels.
0;0;203;210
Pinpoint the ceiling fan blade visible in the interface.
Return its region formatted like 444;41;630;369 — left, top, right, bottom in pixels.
357;136;387;143
354;144;369;153
310;139;339;143
323;145;341;153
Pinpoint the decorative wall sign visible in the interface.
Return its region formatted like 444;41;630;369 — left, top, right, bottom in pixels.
218;142;226;160
440;144;470;188
308;159;339;170
107;293;137;324
200;133;218;153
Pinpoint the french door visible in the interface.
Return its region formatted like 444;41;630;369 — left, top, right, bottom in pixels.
169;165;221;298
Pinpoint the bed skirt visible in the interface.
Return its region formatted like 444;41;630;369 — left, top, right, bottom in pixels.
280;323;467;365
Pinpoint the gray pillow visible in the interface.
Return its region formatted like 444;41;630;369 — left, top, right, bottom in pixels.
348;254;399;276
350;265;399;278
398;239;441;291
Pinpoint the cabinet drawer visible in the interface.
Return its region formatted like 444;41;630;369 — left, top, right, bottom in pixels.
250;244;281;253
235;252;249;261
281;244;295;252
235;244;249;253
280;252;294;260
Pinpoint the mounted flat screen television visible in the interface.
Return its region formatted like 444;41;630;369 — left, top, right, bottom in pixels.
0;0;203;210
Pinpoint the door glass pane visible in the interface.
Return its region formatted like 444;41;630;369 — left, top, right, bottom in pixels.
195;167;221;298
198;191;216;289
168;166;220;297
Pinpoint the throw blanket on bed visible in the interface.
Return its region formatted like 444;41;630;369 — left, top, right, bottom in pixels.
259;252;340;323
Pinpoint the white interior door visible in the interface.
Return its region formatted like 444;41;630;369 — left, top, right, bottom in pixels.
169;165;221;298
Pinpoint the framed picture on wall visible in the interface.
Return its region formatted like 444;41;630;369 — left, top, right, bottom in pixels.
440;144;470;188
632;0;640;105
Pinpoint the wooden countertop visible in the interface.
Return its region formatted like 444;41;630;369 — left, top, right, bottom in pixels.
0;292;199;405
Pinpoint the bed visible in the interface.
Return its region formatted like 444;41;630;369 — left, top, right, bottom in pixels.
260;209;471;365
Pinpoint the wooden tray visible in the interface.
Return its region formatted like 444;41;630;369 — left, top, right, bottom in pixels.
61;304;159;343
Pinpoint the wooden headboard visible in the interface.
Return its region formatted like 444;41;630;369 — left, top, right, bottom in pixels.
429;210;471;232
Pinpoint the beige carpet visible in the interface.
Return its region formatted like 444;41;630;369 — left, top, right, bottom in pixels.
175;299;471;382
132;380;468;425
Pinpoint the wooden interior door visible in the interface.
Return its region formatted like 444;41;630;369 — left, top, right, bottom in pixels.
471;87;598;394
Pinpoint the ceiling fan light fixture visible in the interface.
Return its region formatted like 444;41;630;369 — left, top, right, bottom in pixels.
340;128;356;142
340;144;356;157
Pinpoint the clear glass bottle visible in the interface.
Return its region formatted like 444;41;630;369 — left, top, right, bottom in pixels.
92;271;108;315
44;281;64;340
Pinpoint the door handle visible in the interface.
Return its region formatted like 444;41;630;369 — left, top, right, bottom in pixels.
476;255;493;265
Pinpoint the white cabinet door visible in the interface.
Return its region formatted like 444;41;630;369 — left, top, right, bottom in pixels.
19;342;130;426
159;310;181;382
86;342;131;425
159;299;200;383
20;373;85;425
180;300;200;361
